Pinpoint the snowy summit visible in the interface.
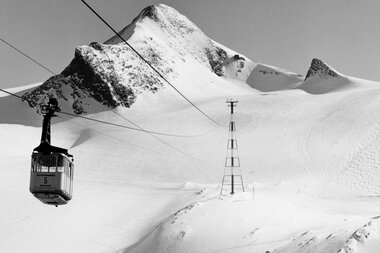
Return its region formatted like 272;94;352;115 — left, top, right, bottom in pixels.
22;4;256;114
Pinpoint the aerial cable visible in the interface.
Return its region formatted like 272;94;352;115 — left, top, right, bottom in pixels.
64;110;209;162
0;36;218;163
57;110;196;137
0;38;56;106
0;88;198;137
110;110;203;160
57;115;165;155
0;38;56;75
0;88;47;108
0;88;24;100
0;88;209;162
63;110;212;163
0;39;200;138
0;87;209;139
80;0;223;127
110;109;211;137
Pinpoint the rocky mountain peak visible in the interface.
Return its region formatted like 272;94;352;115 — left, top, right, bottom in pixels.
104;5;158;45
21;4;241;114
105;4;200;45
304;58;339;81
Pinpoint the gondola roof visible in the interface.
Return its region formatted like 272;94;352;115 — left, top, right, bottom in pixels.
33;142;71;156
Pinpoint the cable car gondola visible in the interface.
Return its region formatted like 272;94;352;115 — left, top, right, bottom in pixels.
29;98;74;206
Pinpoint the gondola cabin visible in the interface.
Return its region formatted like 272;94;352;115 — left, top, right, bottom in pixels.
29;98;74;206
30;145;74;206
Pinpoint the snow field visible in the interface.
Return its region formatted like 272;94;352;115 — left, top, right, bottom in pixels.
2;4;380;252
2;74;380;252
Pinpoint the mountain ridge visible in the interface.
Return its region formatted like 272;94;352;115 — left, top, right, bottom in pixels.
22;4;256;114
304;58;340;80
20;4;375;114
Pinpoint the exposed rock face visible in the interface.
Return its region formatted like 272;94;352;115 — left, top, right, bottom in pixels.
22;42;155;114
304;58;339;80
205;47;227;76
296;58;352;95
22;4;237;114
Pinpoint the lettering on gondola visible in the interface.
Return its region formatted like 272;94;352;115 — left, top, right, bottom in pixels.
35;174;55;187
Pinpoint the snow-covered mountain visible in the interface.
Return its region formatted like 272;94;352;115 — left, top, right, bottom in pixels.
295;58;378;95
25;4;368;113
305;58;339;80
296;58;352;94
22;4;257;114
3;3;380;253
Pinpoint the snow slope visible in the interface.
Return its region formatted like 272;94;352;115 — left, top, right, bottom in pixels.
295;58;376;95
22;4;256;114
246;63;303;92
3;70;380;253
121;78;380;253
2;4;380;253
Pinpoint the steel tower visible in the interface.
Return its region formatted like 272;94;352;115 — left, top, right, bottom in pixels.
220;99;245;195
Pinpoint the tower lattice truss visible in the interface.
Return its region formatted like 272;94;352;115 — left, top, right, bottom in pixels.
221;99;245;195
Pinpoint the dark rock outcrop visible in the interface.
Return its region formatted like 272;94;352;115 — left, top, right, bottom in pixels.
304;58;338;80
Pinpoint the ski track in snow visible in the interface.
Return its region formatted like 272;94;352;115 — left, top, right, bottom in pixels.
338;98;380;195
282;116;312;176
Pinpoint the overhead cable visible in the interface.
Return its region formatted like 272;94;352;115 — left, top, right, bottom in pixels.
0;38;56;75
80;0;223;127
0;88;207;161
57;111;197;138
57;114;165;155
110;110;202;160
0;88;24;100
0;35;213;162
0;39;199;138
0;88;197;137
0;87;171;155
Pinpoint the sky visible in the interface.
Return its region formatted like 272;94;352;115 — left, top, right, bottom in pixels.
1;0;380;89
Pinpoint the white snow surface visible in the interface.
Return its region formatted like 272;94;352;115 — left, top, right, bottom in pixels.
2;71;380;253
2;4;380;253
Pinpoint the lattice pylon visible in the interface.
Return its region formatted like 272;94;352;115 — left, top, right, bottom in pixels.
220;99;245;195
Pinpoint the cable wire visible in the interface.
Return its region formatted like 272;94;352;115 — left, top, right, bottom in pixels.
57;115;165;155
80;0;222;127
0;33;220;163
58;111;196;138
0;87;216;165
0;39;202;138
0;88;200;138
0;38;56;75
0;87;211;162
0;86;167;155
0;36;218;164
0;88;24;100
110;110;202;160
